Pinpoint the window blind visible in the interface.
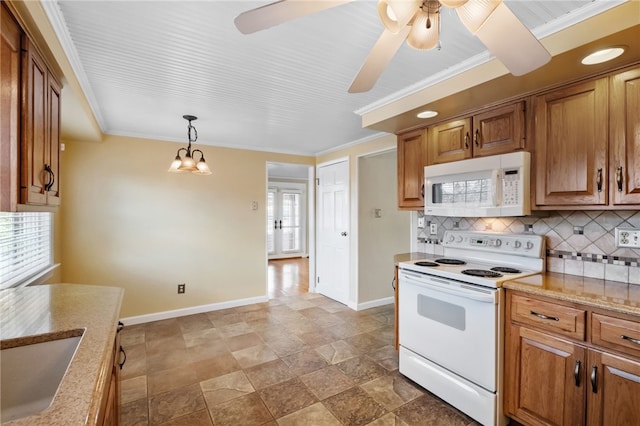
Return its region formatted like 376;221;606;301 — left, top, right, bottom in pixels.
0;212;53;289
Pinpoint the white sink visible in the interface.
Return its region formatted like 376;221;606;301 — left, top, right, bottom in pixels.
1;332;83;422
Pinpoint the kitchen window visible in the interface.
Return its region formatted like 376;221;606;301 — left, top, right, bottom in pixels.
0;212;54;289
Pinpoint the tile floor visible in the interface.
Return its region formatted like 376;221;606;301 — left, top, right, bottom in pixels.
119;292;481;425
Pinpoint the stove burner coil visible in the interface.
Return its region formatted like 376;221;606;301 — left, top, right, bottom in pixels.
435;258;466;265
491;266;521;274
461;269;503;278
414;261;440;267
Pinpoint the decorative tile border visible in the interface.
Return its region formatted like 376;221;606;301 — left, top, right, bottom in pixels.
546;249;639;267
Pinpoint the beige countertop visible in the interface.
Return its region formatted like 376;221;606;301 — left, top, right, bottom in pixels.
503;272;640;316
393;252;432;265
0;284;124;425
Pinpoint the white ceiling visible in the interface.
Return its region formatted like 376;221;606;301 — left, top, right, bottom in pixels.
45;0;626;156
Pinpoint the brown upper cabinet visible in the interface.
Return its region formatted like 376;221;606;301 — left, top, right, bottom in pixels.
534;78;609;207
1;3;21;212
428;101;525;165
21;37;62;207
610;66;640;205
397;129;428;210
534;64;640;209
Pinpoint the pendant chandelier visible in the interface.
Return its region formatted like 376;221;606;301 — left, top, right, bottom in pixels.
167;115;212;175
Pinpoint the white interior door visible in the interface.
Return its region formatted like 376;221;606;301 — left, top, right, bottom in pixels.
317;160;349;305
268;183;306;259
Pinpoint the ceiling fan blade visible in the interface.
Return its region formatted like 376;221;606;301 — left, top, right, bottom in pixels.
469;2;551;76
234;0;353;34
349;26;411;93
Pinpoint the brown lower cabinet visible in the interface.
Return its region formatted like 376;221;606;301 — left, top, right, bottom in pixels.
505;291;640;426
97;325;123;426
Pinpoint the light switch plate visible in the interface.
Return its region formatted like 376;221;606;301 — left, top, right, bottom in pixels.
418;217;425;228
615;227;640;248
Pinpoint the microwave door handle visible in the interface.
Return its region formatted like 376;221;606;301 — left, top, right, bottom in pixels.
492;169;501;206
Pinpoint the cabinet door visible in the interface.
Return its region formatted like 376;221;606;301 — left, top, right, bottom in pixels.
534;78;608;206
505;325;586;426
472;101;525;157
587;350;640;426
1;3;21;212
610;67;640;205
45;74;61;206
397;130;427;209
428;118;472;164
20;38;48;205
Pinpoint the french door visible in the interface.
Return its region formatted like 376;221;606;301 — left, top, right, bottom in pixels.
267;183;306;259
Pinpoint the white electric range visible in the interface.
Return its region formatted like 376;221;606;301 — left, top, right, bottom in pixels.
398;230;545;426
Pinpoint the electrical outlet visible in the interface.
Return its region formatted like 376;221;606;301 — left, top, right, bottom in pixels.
177;283;185;294
615;227;640;248
430;223;437;235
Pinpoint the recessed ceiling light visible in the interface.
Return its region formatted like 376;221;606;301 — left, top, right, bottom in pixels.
581;47;625;65
417;110;438;119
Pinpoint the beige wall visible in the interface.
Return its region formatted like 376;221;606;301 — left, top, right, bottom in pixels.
358;151;410;302
60;134;313;317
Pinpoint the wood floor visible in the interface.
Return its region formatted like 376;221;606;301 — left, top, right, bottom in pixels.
268;257;309;299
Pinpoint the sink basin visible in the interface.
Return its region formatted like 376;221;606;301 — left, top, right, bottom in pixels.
1;332;83;422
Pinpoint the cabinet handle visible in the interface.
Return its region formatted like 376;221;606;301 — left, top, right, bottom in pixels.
574;360;581;386
464;132;470;149
474;129;480;147
117;321;124;333
43;164;54;191
274;220;278;230
596;168;603;192
621;334;640;345
340;231;348;237
391;276;396;291
119;345;127;370
590;366;598;393
616;166;623;192
421;183;425;199
530;310;559;321
279;220;282;229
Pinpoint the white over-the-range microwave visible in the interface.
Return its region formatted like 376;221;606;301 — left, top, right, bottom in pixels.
424;151;530;217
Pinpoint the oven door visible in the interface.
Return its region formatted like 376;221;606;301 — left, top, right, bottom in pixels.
398;269;500;392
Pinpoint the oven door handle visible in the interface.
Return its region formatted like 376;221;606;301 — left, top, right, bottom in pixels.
400;272;496;303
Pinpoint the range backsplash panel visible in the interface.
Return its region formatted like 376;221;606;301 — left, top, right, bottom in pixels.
417;210;640;285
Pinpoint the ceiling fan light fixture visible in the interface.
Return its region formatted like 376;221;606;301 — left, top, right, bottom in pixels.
417;110;438;119
581;47;625;65
407;2;440;50
439;0;469;8
378;0;421;33
456;0;503;34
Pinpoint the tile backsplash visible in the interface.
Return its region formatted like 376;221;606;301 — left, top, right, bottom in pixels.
416;210;640;285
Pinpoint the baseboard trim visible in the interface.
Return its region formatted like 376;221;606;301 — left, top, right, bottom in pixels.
356;297;394;311
120;295;269;325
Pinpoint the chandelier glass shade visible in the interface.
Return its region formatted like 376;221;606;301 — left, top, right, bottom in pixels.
168;115;212;175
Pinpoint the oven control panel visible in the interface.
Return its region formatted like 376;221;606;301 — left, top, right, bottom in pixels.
443;230;544;257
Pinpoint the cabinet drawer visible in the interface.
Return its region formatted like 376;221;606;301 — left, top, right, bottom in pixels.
592;313;640;358
510;294;586;340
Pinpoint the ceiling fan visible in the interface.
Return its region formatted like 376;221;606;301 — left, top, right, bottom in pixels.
234;0;551;93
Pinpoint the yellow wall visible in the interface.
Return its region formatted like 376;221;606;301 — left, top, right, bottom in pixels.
358;151;410;302
60;134;313;317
